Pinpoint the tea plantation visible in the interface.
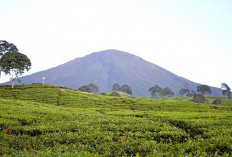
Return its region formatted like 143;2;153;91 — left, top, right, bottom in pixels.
0;84;232;156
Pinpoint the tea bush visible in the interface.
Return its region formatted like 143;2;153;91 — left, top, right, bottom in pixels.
0;84;232;156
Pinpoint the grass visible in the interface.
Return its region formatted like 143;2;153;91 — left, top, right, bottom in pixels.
0;84;232;156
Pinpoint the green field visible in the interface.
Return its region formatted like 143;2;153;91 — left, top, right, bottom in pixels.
0;84;232;156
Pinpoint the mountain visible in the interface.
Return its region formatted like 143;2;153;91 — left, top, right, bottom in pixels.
6;49;222;96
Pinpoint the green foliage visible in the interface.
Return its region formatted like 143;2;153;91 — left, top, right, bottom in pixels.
221;83;231;99
0;40;20;81
109;91;120;97
102;91;132;98
192;94;206;103
78;85;91;93
0;40;18;56
112;83;133;95
0;84;232;156
0;51;31;88
197;85;212;96
120;85;133;95
186;91;196;97
88;83;99;93
149;84;162;97
149;85;175;97
179;88;190;97
112;83;121;91
78;83;99;93
161;87;175;97
212;99;222;105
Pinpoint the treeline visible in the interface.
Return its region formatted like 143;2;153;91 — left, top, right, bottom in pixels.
179;84;231;98
178;84;231;104
148;84;213;98
78;83;133;95
78;82;231;100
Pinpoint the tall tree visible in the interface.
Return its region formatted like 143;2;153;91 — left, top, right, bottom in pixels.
112;83;121;91
221;83;231;99
161;87;175;97
88;83;99;93
78;83;99;93
179;88;190;97
120;85;132;95
78;85;91;93
0;51;31;88
0;40;19;79
197;85;212;96
149;85;162;97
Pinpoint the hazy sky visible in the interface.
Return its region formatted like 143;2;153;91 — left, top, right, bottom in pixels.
1;0;231;88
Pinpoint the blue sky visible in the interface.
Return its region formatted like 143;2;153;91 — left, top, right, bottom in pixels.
0;0;232;88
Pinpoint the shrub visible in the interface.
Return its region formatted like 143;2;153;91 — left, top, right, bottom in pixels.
192;94;206;103
212;99;222;105
101;92;106;96
109;91;120;97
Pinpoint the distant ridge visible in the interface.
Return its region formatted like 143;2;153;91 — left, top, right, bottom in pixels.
4;49;222;96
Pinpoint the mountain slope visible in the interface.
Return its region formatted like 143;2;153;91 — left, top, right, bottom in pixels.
8;49;222;96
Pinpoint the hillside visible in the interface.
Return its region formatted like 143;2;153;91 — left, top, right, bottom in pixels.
4;49;222;96
0;84;232;156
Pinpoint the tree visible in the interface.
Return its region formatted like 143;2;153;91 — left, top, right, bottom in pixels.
179;88;190;97
0;40;18;55
78;83;99;93
161;87;175;97
112;83;121;91
0;40;19;80
221;83;231;99
88;83;99;93
78;85;91;93
0;51;31;88
111;83;133;95
149;85;162;97
120;85;132;95
197;85;211;96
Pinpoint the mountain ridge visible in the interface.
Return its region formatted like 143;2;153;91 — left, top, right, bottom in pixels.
3;49;222;96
